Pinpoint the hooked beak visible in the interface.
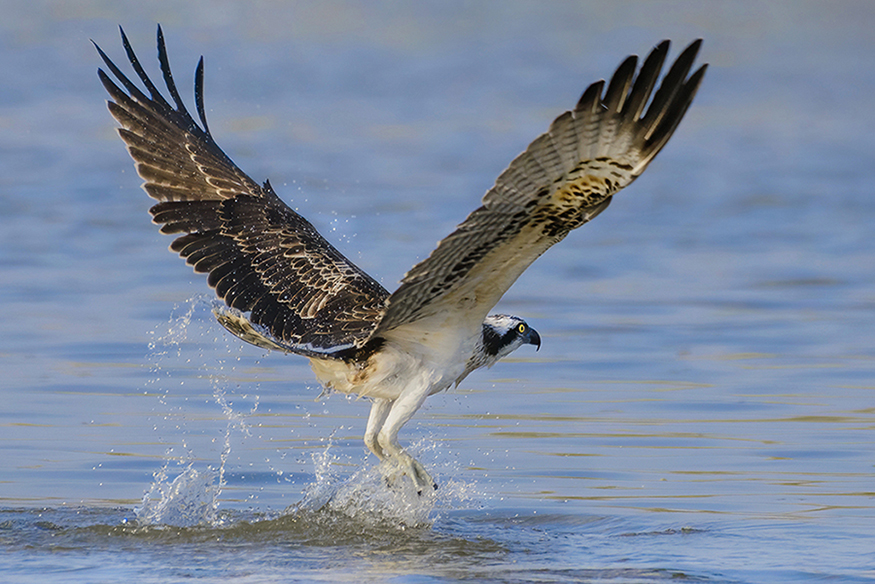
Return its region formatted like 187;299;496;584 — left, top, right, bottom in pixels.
526;327;541;351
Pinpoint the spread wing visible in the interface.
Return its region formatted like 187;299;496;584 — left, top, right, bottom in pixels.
374;40;706;337
96;26;389;358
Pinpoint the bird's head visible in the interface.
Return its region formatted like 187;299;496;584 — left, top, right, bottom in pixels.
481;314;541;363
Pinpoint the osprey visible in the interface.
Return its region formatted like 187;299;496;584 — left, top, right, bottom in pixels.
96;27;706;493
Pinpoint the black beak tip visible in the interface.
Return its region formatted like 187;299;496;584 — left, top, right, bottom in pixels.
529;329;541;351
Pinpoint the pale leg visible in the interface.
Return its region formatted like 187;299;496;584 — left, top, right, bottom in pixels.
377;387;436;493
364;398;392;459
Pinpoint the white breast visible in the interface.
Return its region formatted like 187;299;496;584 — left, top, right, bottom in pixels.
309;315;480;401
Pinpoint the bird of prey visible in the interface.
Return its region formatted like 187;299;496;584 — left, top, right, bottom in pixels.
96;27;706;493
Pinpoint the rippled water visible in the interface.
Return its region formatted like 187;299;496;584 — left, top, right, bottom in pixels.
2;2;875;583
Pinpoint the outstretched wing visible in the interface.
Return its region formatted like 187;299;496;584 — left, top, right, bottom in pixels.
374;40;706;336
97;26;389;358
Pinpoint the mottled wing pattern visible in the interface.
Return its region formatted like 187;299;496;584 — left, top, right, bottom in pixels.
97;26;388;358
375;40;706;335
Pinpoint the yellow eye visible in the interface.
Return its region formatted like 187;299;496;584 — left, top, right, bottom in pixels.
517;324;526;334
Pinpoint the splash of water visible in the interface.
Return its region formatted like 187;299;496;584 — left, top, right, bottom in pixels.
136;297;248;527
135;296;480;529
293;440;479;530
134;459;221;527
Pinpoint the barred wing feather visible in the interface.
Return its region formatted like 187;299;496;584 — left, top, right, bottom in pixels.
96;26;389;358
374;40;706;336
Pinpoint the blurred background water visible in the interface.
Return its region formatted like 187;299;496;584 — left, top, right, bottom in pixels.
1;1;874;582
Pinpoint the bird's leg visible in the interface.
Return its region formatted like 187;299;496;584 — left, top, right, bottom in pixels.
377;387;436;494
364;398;392;460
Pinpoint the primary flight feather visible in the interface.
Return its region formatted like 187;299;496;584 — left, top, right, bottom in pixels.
96;27;706;492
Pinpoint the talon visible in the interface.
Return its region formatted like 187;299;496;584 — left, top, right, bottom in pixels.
378;453;436;494
408;458;437;494
416;482;438;497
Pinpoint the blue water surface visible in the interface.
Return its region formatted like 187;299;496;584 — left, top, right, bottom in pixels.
1;2;874;583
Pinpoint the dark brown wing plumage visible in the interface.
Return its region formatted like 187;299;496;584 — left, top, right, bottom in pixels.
374;40;706;336
99;30;704;358
97;26;388;358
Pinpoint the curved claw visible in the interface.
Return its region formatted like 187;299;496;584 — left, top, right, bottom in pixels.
382;453;437;495
408;457;438;494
